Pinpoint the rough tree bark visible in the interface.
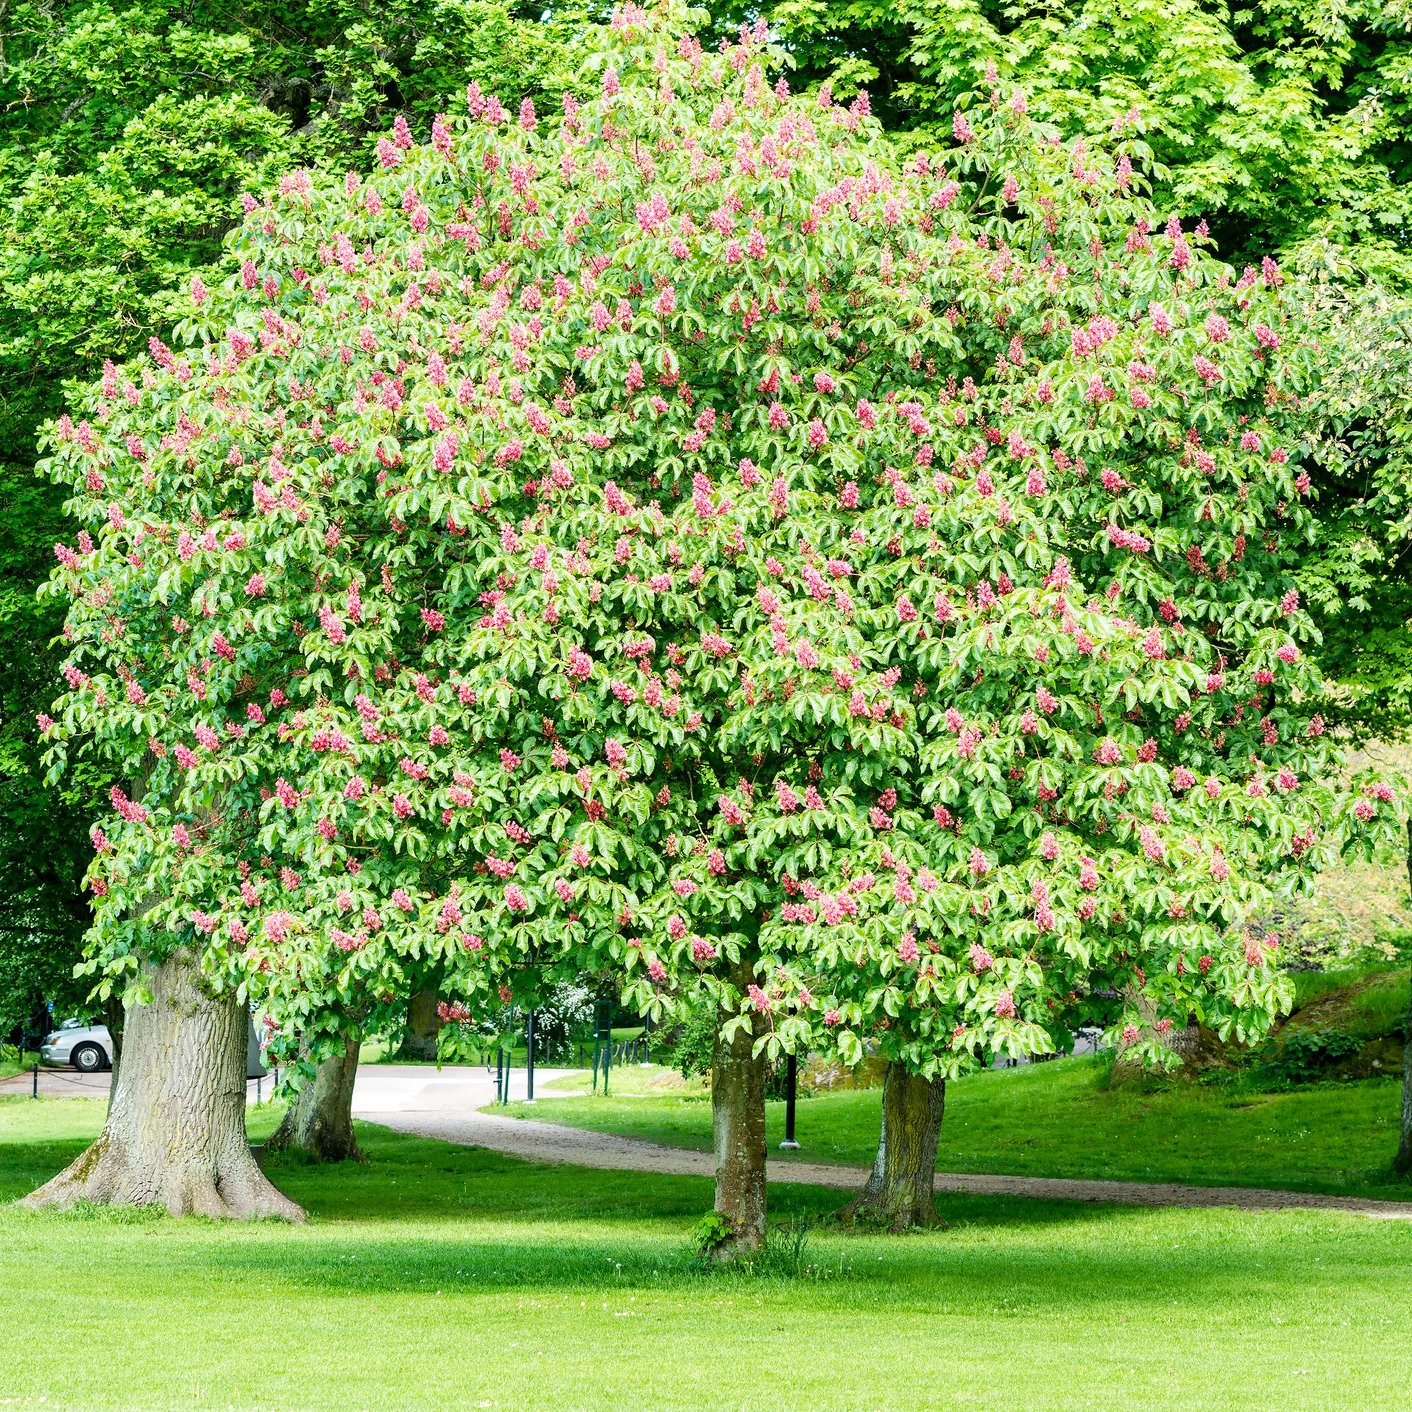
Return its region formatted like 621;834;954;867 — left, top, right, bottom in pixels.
265;1034;362;1163
1396;820;1412;1175
101;993;125;1100
24;949;304;1221
840;1060;945;1231
710;971;769;1258
397;983;441;1062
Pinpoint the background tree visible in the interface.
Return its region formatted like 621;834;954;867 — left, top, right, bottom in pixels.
1293;283;1412;1171
1296;287;1412;736
396;973;445;1062
841;1062;946;1231
746;0;1412;284
265;1034;364;1165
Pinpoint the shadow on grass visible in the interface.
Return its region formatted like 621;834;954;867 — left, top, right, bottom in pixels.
0;1135;99;1204
174;1126;1412;1306
261;1124;1118;1230
9;1119;1407;1322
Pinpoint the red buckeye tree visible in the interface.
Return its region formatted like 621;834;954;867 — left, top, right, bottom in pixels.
32;1;1394;1238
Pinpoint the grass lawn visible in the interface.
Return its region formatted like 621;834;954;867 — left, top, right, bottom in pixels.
1287;965;1408;1036
545;1061;703;1098
522;1053;1412;1200
0;1050;39;1081
4;1097;1412;1410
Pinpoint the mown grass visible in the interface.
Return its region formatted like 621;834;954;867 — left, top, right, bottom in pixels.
544;1062;705;1098
514;1051;1412;1200
4;1096;1412;1410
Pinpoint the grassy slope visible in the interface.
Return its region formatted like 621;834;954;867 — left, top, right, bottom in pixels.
1286;966;1409;1041
4;1098;1412;1410
519;1053;1412;1199
360;1027;649;1067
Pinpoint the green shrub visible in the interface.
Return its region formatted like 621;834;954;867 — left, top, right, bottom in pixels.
690;1211;733;1256
668;1003;798;1099
670;1004;718;1081
1268;1030;1363;1085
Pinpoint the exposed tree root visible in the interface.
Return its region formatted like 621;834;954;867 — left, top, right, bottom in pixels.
23;949;304;1223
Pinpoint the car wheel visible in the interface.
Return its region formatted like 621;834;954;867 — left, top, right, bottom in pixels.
72;1043;105;1073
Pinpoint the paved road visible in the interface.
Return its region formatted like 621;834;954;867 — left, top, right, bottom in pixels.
0;1061;514;1105
352;1061;576;1115
0;1060;554;1105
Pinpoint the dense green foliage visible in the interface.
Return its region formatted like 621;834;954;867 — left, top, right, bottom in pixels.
1297;287;1412;737
0;0;575;435
751;0;1412;285
5;1098;1412;1408
2;0;1407;1106
0;0;578;1026
36;8;1396;1088
733;6;1412;743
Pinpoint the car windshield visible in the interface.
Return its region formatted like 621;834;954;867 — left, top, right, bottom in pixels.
59;1019;84;1030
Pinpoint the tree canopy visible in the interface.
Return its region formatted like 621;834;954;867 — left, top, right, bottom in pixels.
4;0;1409;1062
36;4;1395;1087
749;0;1412;285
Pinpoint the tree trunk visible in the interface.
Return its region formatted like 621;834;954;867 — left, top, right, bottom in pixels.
1397;1018;1412;1176
841;1061;945;1232
101;993;125;1113
265;1034;362;1163
397;984;441;1062
23;949;304;1221
710;985;768;1258
101;993;125;1072
1396;820;1412;1176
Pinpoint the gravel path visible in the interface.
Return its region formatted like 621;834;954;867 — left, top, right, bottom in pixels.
0;1067;272;1101
353;1074;1412;1220
19;1061;1410;1218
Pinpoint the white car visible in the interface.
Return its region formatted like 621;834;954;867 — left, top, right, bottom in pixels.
40;1019;114;1073
39;1014;268;1077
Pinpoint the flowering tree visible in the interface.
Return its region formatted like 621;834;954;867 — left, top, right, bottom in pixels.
30;1;1393;1235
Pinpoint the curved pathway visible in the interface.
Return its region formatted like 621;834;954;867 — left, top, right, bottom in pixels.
351;1065;1412;1220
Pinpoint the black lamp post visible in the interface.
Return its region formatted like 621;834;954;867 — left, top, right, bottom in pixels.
779;1052;800;1150
525;1009;536;1103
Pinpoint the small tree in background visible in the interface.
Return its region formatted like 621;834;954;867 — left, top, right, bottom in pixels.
31;0;1395;1235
